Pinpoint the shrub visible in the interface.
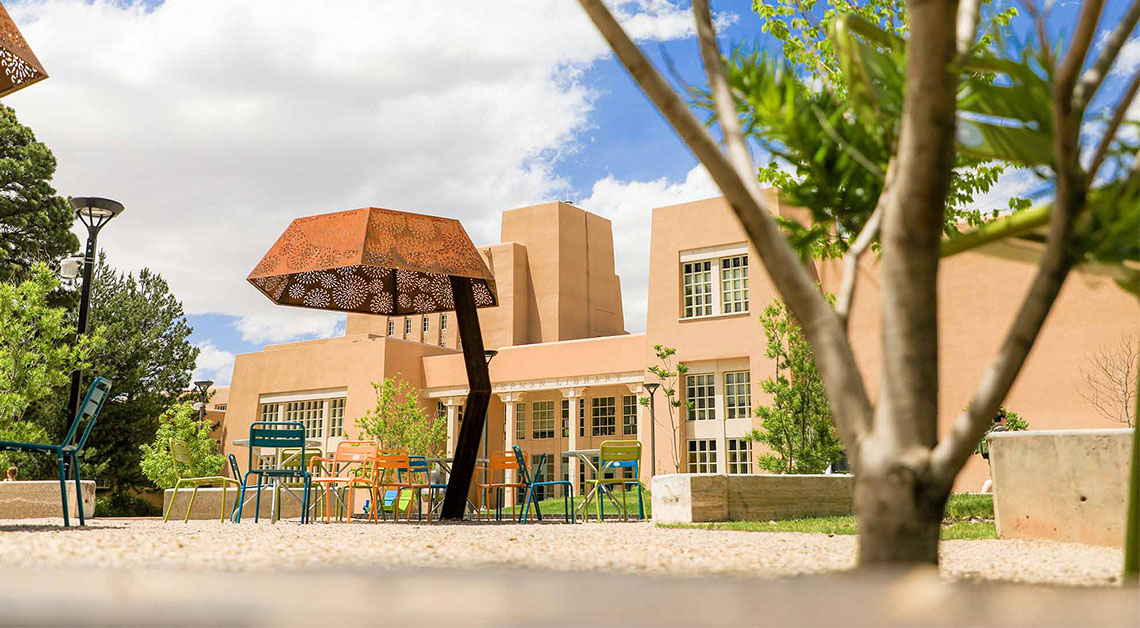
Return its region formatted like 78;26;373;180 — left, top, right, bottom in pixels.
94;492;162;518
139;403;224;489
355;375;445;456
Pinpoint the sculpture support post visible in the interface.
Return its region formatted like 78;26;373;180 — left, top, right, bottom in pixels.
441;276;492;520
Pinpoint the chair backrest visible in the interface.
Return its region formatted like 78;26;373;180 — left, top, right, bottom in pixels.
511;446;532;485
247;421;306;470
228;453;242;480
599;440;641;474
169;439;194;479
375;450;410;482
406;455;431;482
63;377;113;451
333;440;378;468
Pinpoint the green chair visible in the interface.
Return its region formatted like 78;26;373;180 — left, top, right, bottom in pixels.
163;439;240;523
0;377;112;527
583;440;645;522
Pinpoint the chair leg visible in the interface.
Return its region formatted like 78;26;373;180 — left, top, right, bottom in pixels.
234;475;249;523
72;453;85;526
254;475;263;523
185;485;200;523
637;482;645;520
164;483;180;523
57;455;70;527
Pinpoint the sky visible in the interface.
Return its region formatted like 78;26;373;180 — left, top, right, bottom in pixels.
4;0;1136;385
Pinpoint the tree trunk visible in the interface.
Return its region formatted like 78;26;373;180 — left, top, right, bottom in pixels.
854;440;948;565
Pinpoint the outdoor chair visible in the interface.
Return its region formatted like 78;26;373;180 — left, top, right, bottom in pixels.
477;449;528;522
403;455;447;522
308;440;378;523
369;450;412;522
0;377;112;527
227;453;244;521
583;440;645;522
234;421;312;523
516;446;574;524
162;439;240;523
274;447;321;522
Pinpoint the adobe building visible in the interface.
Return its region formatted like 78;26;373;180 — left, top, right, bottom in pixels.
220;197;1138;498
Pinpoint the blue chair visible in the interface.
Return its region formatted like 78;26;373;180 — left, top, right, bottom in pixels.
0;377;112;527
227;453;243;522
517;447;575;524
234;421;311;523
405;455;447;521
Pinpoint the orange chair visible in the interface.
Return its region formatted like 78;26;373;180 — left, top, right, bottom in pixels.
370;450;413;522
477;449;527;521
308;440;378;523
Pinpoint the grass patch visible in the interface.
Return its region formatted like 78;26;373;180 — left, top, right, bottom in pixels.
657;493;996;540
505;488;650;520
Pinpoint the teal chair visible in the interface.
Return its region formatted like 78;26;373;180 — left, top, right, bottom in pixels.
234;421;312;523
0;377;112;527
517;447;575;523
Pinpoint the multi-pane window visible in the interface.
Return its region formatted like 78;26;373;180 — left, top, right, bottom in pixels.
214;404;227;411
439;314;447;346
682;260;713;318
437;401;446;420
591;397;616;437
720;255;749;313
532;400;555;439
530;454;556;500
387;319;394;336
515;402;526;441
457;405;465;423
579;400;586;437
422;315;430;333
328;398;346;437
724;370;751;419
561;400;569;438
622;395;638;435
259;403;279;422
285;400;325;439
687;439;718;473
727;438;753;474
686;373;716;420
404;317;411;336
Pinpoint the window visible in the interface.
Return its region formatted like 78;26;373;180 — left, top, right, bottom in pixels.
686;373;716;420
439;314;447;347
214;404;227;411
259;403;279;422
387;318;394;336
515;402;526;441
285;399;324;439
727;439;753;474
622;395;638;435
457;405;465;423
530;454;556;500
579;399;586;437
724;371;751;419
404;317;411;336
682;260;713;318
532;400;555;439
437;401;446;419
422;315;430;333
720;255;749;313
591;397;616;437
328;398;346;437
561;399;569;438
687;439;718;473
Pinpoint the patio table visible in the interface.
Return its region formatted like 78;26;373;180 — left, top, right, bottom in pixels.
561;449;624;519
232;437;322;523
424;456;486;517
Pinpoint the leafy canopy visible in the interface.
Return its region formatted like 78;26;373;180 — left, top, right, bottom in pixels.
356;375;445;457
747;297;843;473
139;402;225;490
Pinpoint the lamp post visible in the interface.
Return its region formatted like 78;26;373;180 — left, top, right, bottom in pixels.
66;197;125;422
193;380;214;422
644;382;660;478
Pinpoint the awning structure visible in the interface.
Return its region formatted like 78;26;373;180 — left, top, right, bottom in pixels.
0;3;47;98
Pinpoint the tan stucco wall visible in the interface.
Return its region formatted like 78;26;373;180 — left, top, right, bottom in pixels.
989;429;1134;546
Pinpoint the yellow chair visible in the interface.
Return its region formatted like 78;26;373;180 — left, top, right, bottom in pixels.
163;439;240;523
583;440;645;522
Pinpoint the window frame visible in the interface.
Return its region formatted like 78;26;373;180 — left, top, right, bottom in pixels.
622;395;638;435
687;439;718;473
515;402;526;441
727;438;753;474
724;370;751;420
685;373;716;421
678;247;749;320
591;396;616;437
532;400;555;440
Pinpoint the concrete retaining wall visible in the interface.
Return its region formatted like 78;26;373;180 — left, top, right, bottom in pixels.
162;486;334;521
990;428;1133;547
0;480;96;519
652;474;854;523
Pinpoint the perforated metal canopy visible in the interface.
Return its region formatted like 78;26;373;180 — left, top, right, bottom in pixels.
0;3;47;98
248;207;497;315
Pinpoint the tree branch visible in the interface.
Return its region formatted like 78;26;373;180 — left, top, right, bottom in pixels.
1088;68;1140;181
576;0;874;442
1055;0;1107;101
1072;0;1140;111
955;0;983;61
837;162;894;328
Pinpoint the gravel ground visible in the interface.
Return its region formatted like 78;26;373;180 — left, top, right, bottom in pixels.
0;518;1124;587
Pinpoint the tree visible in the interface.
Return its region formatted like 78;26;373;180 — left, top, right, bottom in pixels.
78;254;199;493
356;375;445;456
139;403;225;489
1077;332;1138;427
642;344;690;473
577;0;1138;565
0;104;79;286
0;263;101;471
748;298;843;474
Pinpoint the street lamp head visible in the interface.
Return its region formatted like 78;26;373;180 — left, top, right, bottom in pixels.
70;197;124;231
484;349;499;364
193;380;214;395
644;382;660;395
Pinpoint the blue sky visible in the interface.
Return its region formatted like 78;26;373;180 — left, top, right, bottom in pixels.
6;0;1135;385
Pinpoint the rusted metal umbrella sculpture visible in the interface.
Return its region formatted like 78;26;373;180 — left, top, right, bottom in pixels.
0;2;47;98
248;207;497;520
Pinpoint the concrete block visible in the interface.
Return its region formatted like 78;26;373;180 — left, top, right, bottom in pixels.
0;480;96;519
163;486;310;521
990;428;1133;547
652;473;853;524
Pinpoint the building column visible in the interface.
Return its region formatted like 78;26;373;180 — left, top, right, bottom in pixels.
561;387;588;495
626;383;650;484
498;392;524;507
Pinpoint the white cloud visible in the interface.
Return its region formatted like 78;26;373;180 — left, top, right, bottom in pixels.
5;0;714;343
1107;37;1139;77
580;164;721;332
192;341;235;384
964;167;1045;215
233;311;345;345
